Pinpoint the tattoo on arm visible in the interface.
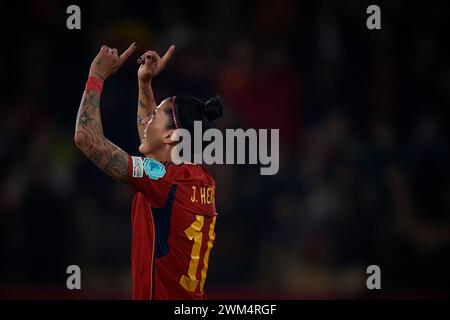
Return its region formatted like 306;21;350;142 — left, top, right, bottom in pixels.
75;89;129;183
137;112;143;128
141;85;150;99
137;110;152;129
137;81;157;140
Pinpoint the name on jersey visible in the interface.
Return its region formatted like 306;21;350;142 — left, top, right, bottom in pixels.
191;186;215;205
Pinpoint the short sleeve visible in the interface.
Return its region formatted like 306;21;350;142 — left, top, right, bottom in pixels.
128;155;172;207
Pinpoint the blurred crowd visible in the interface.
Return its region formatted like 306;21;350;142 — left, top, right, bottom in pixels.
1;0;449;298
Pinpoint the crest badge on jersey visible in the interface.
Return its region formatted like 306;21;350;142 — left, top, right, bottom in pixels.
143;158;166;180
131;156;144;178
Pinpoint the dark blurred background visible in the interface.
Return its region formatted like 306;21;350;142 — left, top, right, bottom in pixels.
1;0;449;299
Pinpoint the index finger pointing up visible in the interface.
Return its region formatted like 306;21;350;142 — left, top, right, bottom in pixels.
119;42;138;64
160;45;176;67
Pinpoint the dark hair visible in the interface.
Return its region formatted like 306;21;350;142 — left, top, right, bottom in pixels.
165;95;224;134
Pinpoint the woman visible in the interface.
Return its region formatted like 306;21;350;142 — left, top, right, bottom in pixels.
74;43;223;299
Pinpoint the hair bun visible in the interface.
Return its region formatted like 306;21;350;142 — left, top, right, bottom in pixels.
203;96;224;121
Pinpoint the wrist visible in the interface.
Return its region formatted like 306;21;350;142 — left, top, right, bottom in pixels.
85;75;104;93
89;71;106;81
138;78;152;86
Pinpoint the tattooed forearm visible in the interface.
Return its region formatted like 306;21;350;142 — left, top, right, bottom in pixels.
137;99;145;128
137;113;143;128
79;109;93;128
141;84;151;99
75;89;129;183
137;111;152;130
105;145;129;179
137;81;157;140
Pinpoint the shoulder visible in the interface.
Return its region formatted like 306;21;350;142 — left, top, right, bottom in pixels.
164;162;215;186
129;156;215;186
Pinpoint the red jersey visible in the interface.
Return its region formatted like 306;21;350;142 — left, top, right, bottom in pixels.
127;156;217;300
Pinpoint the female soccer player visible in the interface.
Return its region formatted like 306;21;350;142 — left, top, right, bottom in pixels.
74;43;222;299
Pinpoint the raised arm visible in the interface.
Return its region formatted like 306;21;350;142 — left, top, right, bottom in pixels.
74;43;137;183
136;45;175;141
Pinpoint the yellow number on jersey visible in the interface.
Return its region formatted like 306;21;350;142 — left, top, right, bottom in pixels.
179;215;216;292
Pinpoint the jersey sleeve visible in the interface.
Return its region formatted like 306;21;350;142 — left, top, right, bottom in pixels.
127;155;173;207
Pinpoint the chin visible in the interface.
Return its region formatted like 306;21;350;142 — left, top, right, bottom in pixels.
139;141;154;156
138;143;147;155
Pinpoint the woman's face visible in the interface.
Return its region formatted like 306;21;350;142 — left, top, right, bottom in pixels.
139;98;172;156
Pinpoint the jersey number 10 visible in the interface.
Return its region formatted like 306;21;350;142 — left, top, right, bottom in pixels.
179;215;217;292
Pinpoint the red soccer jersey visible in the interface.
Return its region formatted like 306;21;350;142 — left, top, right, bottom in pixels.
127;156;217;300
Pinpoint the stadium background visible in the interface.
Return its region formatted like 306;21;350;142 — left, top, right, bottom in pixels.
1;0;449;299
